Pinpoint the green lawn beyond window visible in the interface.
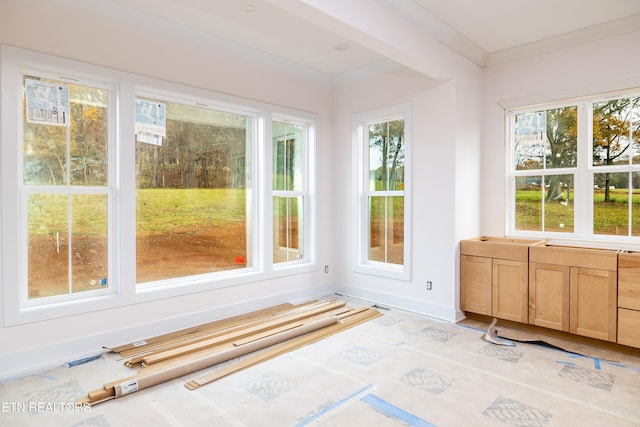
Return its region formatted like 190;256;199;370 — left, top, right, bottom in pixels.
516;189;640;234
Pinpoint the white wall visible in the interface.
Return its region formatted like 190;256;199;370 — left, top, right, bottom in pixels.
482;30;640;237
332;54;483;321
0;0;485;378
0;0;336;378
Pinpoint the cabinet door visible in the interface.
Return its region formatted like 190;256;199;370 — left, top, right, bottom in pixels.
570;267;617;342
529;262;569;331
492;259;528;322
460;255;492;315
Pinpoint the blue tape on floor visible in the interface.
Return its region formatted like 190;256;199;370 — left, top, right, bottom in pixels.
455;323;486;333
593;358;601;370
606;361;640;373
66;354;102;368
566;353;640;372
294;384;373;427
361;394;436;427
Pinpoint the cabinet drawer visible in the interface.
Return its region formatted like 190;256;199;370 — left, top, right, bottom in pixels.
619;253;640;311
460;237;540;262
618;308;640;348
529;245;617;271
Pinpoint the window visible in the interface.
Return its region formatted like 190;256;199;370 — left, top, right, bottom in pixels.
592;96;640;237
354;104;411;280
512;105;577;233
21;74;113;304
135;96;254;283
272;119;309;265
1;47;317;325
508;91;640;241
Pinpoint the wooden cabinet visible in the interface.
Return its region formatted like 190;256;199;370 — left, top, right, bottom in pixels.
618;252;640;348
528;246;617;342
461;238;538;323
460;238;640;349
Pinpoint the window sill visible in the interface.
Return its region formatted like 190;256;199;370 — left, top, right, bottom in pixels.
4;263;320;326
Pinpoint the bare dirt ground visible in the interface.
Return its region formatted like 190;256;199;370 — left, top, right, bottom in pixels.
28;224;246;298
136;224;247;282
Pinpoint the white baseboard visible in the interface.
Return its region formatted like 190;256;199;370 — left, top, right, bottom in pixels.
335;284;463;322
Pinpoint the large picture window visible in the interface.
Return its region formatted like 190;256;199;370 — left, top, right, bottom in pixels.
508;92;640;241
135;97;253;284
354;104;411;280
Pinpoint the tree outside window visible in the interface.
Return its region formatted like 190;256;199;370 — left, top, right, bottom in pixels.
22;76;110;300
135;98;252;283
510;93;640;239
367;118;405;265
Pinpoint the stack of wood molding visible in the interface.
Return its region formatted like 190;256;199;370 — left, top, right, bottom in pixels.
77;299;381;406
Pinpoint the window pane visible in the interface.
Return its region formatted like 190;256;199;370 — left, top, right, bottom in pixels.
368;119;405;191
593;98;640;166
273;196;303;263
26;193;109;299
514;107;577;170
515;176;542;231
514;111;545;170
545;107;577;169
369;196;404;265
23;77;108;186
632;99;640;165
544;174;574;232
27;193;69;298
594;172;629;235
135;99;251;283
633;172;640;236
71;194;108;293
273;121;303;192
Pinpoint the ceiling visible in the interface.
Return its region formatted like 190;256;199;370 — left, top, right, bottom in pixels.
57;0;640;78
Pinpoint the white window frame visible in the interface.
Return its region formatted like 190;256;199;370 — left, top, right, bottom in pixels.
132;89;260;290
271;115;315;268
19;71;116;310
1;46;318;326
352;103;411;281
507;88;640;247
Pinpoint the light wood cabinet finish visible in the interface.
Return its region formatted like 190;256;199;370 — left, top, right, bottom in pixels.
618;252;640;311
618;308;640;348
618;253;640;348
528;262;570;331
492;258;529;322
528;245;617;342
569;267;617;341
460;255;492;316
460;239;640;347
460;238;538;323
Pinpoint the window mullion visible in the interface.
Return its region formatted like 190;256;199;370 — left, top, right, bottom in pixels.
629;173;633;236
576;101;592;239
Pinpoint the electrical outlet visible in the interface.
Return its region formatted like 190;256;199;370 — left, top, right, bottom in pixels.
426;281;433;290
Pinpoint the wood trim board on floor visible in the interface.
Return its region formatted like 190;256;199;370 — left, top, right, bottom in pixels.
77;299;380;406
